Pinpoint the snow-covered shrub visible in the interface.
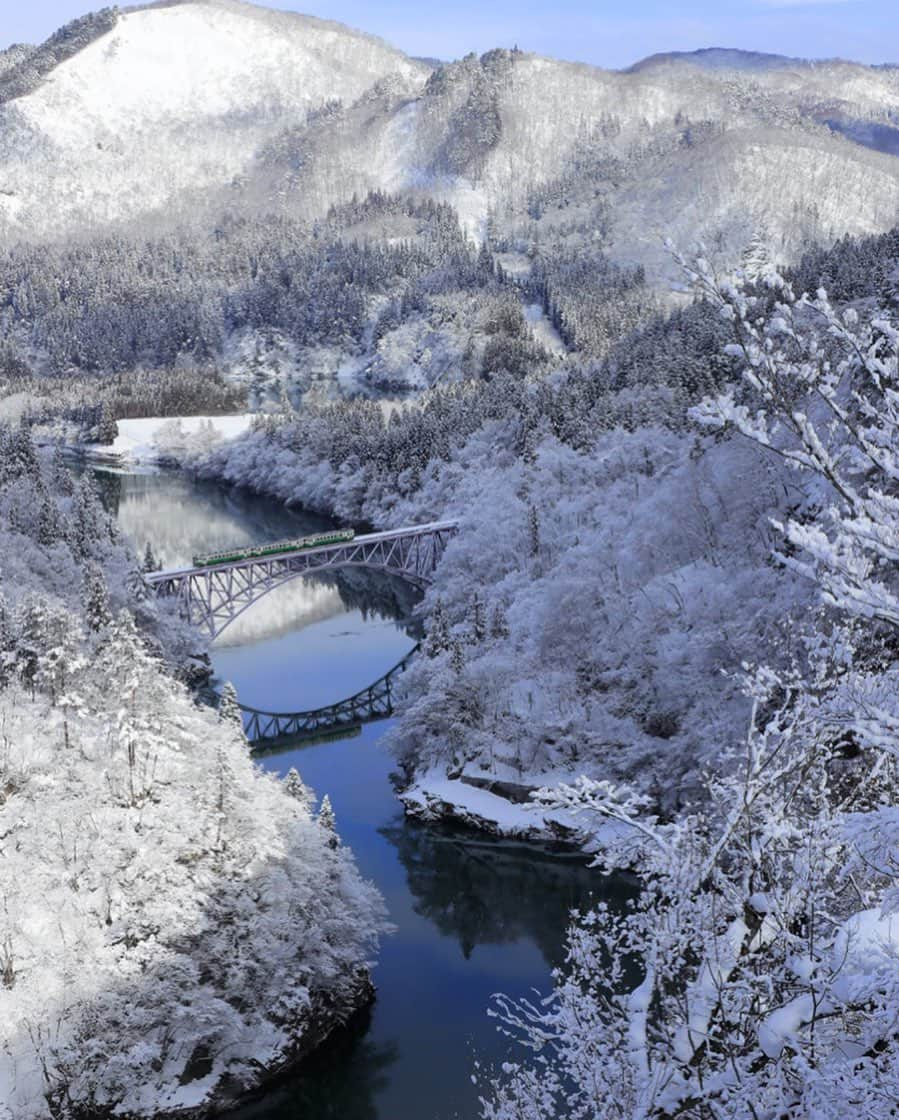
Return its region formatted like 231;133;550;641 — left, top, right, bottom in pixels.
481;672;899;1119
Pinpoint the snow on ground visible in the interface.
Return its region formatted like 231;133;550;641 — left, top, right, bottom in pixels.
0;392;34;423
400;769;630;849
523;300;568;357
86;415;256;465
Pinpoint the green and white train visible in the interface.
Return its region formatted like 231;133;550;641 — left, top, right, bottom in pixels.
192;529;355;569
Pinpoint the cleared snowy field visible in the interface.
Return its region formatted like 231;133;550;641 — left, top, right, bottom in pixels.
86;414;256;465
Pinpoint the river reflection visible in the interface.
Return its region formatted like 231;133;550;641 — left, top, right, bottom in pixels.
232;726;633;1120
105;468;632;1120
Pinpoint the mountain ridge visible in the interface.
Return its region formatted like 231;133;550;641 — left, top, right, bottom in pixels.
1;0;898;290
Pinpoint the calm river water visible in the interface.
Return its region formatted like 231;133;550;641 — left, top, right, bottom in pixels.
97;467;630;1120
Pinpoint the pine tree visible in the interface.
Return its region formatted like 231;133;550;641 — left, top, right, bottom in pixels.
8;424;38;482
70;476;103;559
476;240;495;285
82;561;112;632
218;681;245;736
490;603;510;641
51;446;74;496
36;486;63;547
0;589;13;686
528;503;541;558
450;639;466;675
317;794;339;848
425;597;451;658
284;767;315;812
471;593;487;642
92;403;119;446
741;226;772;281
143;542;160;573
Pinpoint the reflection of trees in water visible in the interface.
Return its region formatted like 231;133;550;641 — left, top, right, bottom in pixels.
382;821;636;967
89;466;122;516
232;1005;398;1120
92;470;423;634
319;567;423;634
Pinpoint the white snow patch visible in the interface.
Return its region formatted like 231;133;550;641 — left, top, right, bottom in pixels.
85;414;256;465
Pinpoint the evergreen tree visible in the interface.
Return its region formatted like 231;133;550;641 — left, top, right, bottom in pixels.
218;681;244;735
489;603;510;641
528;503;541;558
7;424;38;482
0;589;13;686
283;767;315;812
143;542;160;573
317;794;339;848
741;225;772;281
425;597;451;658
91;402;119;446
476;240;495;284
82;561;112;632
51;446;74;496
450;639;466;675
70;475;107;558
471;593;487;642
36;486;63;547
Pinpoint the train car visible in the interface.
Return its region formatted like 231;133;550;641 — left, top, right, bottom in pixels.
192;529;355;568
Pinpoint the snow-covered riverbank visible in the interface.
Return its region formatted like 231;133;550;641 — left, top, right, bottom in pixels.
80;414;256;466
0;433;389;1120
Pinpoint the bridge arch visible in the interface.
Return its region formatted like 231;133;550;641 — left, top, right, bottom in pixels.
209;558;427;642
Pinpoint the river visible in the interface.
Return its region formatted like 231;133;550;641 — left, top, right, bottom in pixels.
96;467;633;1120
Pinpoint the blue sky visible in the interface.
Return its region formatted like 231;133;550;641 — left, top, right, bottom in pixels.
6;0;898;68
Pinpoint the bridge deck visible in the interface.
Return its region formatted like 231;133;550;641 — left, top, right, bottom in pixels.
147;520;458;582
146;520;457;639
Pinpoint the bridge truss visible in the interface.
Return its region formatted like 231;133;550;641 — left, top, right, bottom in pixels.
147;521;457;640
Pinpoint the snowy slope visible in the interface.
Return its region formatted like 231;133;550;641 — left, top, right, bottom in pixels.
0;0;428;237
245;41;899;269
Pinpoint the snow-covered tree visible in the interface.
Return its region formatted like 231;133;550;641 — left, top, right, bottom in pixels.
284;767;315;813
317;793;339;849
484;660;899;1118
142;542;160;573
218;681;247;747
425;597;451;658
484;263;899;1119
82;561;112;632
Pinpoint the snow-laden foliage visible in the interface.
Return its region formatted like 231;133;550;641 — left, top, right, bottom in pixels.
483;267;899;1118
686;253;899;633
481;673;899;1119
0;424;388;1118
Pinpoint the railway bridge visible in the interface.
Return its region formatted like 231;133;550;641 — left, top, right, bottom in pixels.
146;521;457;640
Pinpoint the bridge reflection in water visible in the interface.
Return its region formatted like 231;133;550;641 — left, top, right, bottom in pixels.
239;644;419;750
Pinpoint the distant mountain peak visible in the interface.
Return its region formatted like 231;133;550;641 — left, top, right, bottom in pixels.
627;47;810;73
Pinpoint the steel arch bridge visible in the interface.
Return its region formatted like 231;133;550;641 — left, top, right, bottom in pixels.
146;521;457;640
240;644;418;748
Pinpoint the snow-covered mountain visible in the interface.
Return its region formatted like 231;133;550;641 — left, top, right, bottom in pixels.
0;0;428;236
2;0;899;281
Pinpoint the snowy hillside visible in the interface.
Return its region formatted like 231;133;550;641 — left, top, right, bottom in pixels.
241;38;899;274
0;0;428;237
